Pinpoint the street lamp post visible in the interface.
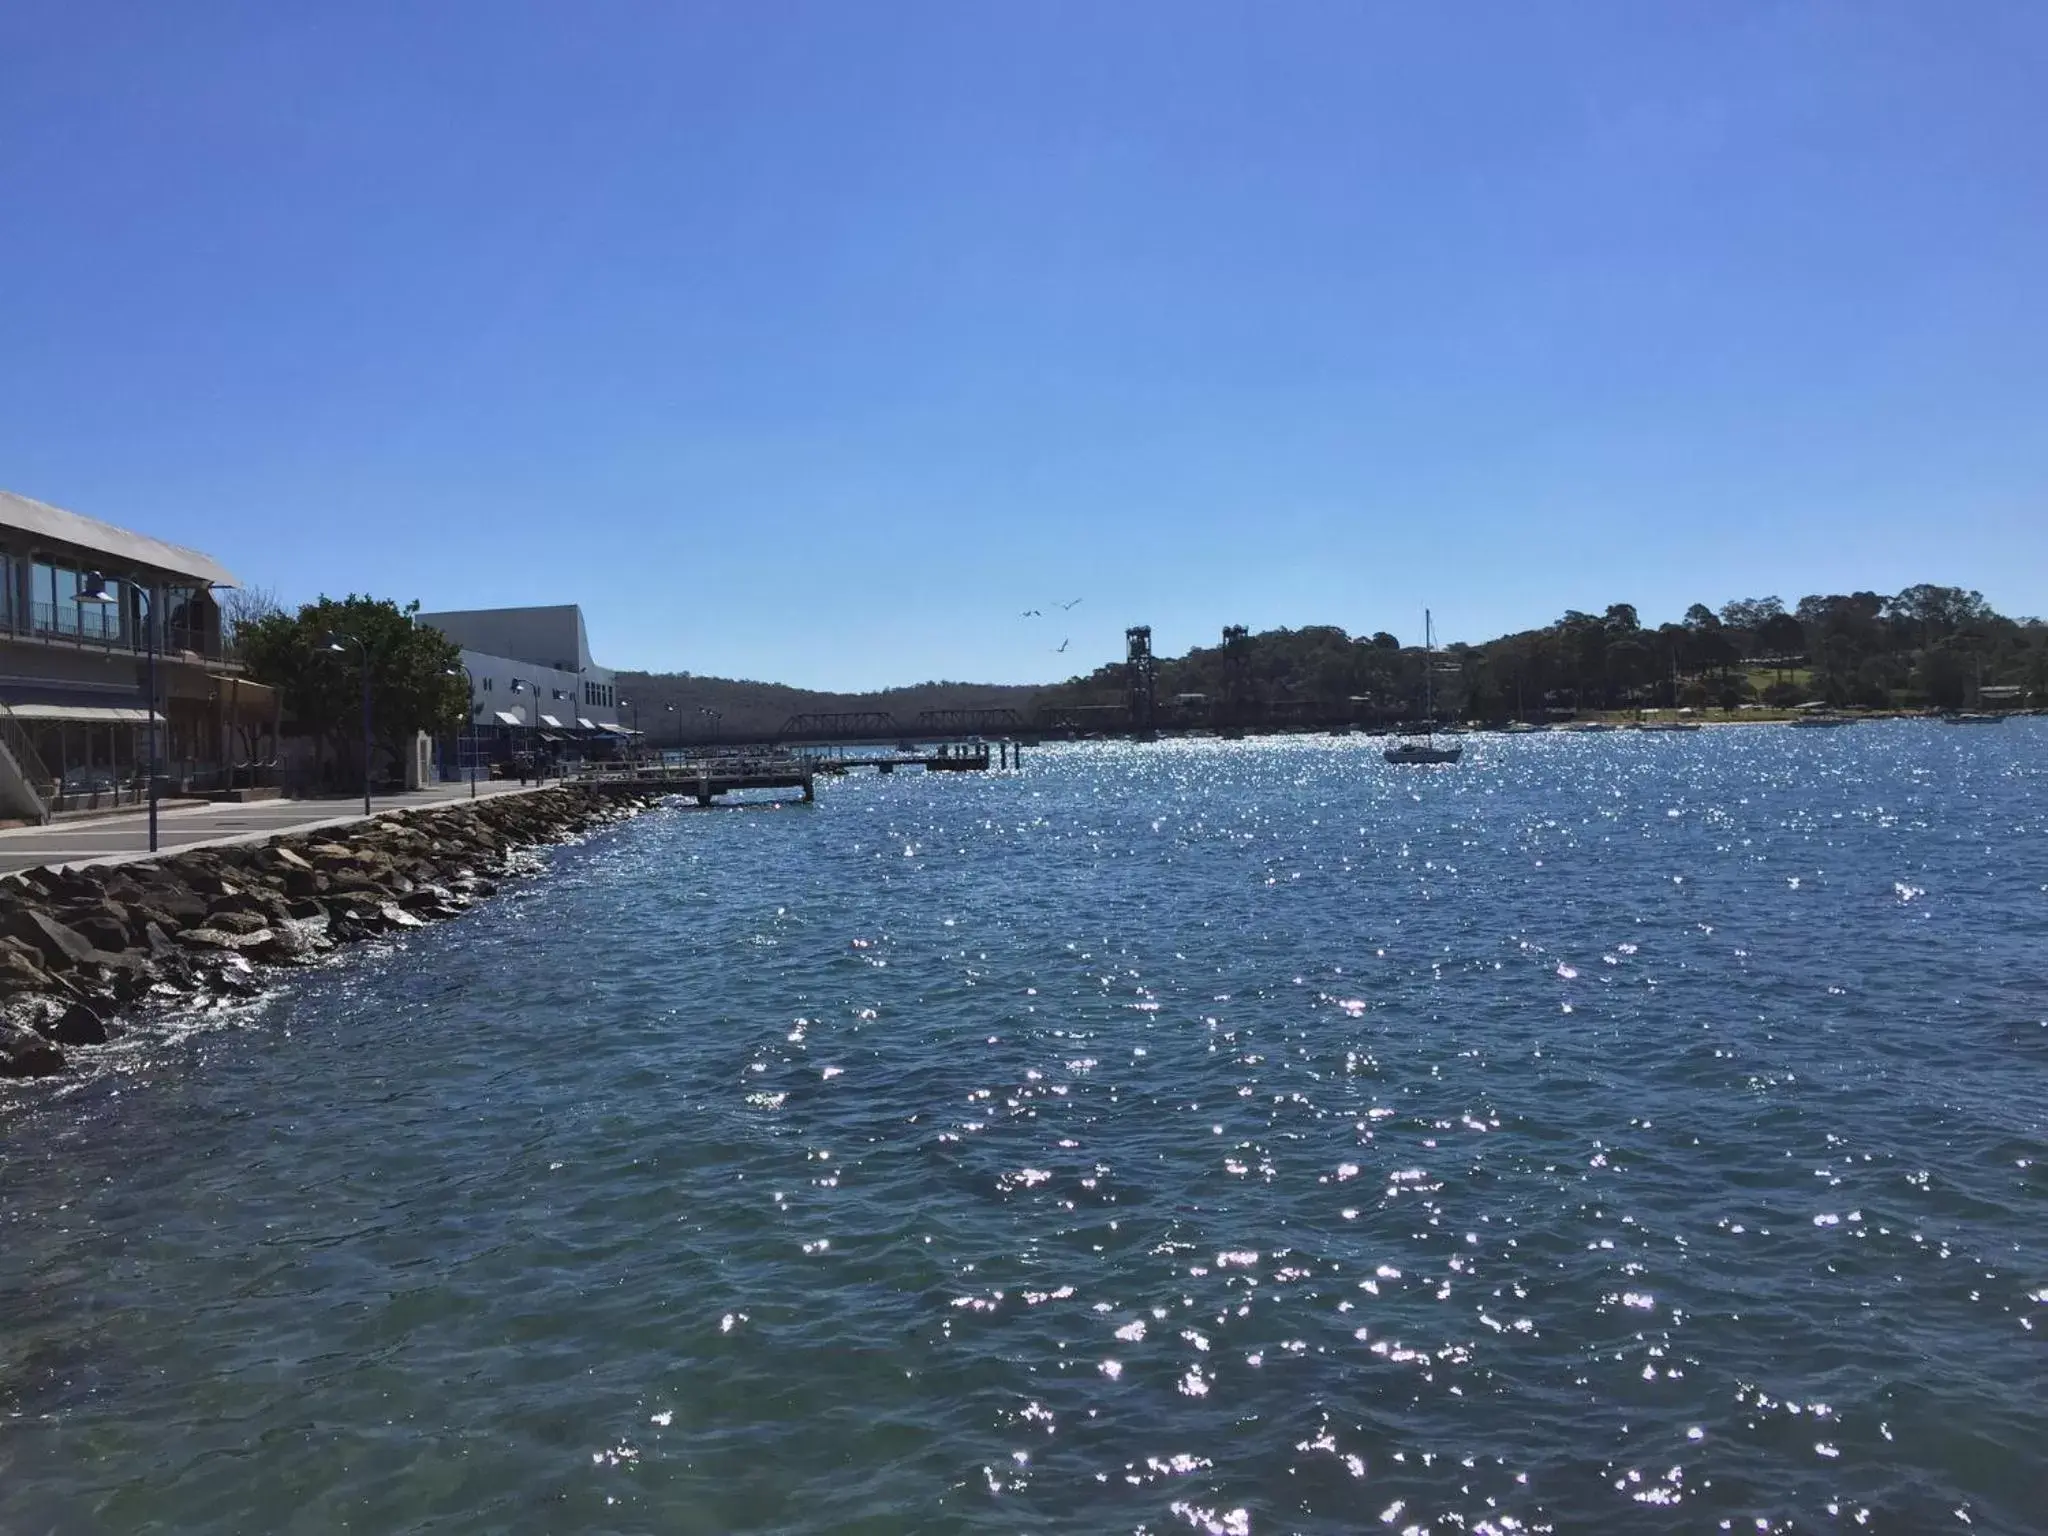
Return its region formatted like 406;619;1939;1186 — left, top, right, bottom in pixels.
445;665;477;798
78;572;159;852
511;678;545;781
619;698;642;764
325;632;372;815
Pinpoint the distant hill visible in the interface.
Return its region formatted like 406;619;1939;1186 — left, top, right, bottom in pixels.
622;582;2045;740
610;672;1046;743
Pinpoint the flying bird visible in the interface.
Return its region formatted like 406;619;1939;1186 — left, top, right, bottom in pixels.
1055;638;1070;653
1057;598;1083;611
1020;608;1041;617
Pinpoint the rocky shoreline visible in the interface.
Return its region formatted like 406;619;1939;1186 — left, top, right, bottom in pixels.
0;785;665;1078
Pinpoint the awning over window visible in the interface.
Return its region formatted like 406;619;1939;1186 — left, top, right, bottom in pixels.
576;716;597;731
493;710;524;727
539;714;564;729
4;703;162;723
601;723;634;735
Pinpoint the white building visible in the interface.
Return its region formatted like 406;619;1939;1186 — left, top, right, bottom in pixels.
416;605;629;769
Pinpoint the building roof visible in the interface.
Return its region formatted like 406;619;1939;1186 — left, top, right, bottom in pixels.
418;606;602;674
0;489;238;588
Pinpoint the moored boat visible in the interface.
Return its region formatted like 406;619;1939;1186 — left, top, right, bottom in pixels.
1384;740;1464;764
1385;610;1463;765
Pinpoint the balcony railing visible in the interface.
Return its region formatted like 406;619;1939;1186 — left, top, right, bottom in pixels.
7;602;229;662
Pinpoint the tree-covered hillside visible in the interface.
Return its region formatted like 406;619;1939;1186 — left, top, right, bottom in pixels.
1036;585;2047;725
620;584;2044;739
606;673;1041;744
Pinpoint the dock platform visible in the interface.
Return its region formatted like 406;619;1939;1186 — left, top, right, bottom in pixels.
586;741;1008;806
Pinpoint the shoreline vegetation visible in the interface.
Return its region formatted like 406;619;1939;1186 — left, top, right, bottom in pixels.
610;586;2044;738
0;785;660;1081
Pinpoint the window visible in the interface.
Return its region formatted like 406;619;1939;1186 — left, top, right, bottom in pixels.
54;567;86;636
482;677;493;691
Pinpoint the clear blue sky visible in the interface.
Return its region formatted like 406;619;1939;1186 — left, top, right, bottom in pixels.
3;3;2044;689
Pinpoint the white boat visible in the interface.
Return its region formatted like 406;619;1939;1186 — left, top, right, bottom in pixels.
1385;610;1462;765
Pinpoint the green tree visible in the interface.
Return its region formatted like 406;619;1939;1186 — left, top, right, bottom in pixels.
1757;612;1806;682
1887;584;1991;645
240;595;467;784
1914;642;1971;710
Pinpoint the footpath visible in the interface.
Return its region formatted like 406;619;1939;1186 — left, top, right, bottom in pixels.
0;781;556;877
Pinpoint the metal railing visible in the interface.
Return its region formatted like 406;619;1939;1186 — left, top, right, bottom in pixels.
50;773;148;814
10;603;227;661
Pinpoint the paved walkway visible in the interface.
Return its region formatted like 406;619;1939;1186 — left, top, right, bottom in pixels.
0;780;557;876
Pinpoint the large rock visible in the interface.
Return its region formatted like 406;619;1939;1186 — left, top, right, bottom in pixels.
176;926;275;954
249;923;323;964
206;909;274;937
0;941;54;996
128;886;209;926
209;887;291;922
399;886;464;919
158;862;239;899
53;900;138;955
0;1019;64;1077
82;948;155;1001
323;868;393;896
43;1000;110;1046
0;908;113;973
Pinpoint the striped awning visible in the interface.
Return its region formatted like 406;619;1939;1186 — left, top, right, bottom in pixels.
4;703;162;723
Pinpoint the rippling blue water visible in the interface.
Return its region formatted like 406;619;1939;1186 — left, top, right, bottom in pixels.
4;725;2046;1534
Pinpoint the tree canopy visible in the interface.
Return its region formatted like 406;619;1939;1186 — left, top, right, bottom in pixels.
1031;583;2043;724
611;582;2041;736
239;595;467;778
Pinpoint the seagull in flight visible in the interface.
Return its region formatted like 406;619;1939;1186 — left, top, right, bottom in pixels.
1020;608;1041;617
1055;638;1070;653
1057;598;1083;611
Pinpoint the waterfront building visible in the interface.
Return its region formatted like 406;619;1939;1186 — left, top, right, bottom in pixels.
0;488;275;821
415;605;628;774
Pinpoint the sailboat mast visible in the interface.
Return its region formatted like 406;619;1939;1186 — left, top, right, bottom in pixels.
1424;609;1434;724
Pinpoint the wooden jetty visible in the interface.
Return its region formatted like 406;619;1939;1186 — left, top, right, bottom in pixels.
581;740;1013;806
800;741;1008;775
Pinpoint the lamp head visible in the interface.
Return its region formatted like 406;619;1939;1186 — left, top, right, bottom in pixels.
78;572;117;604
